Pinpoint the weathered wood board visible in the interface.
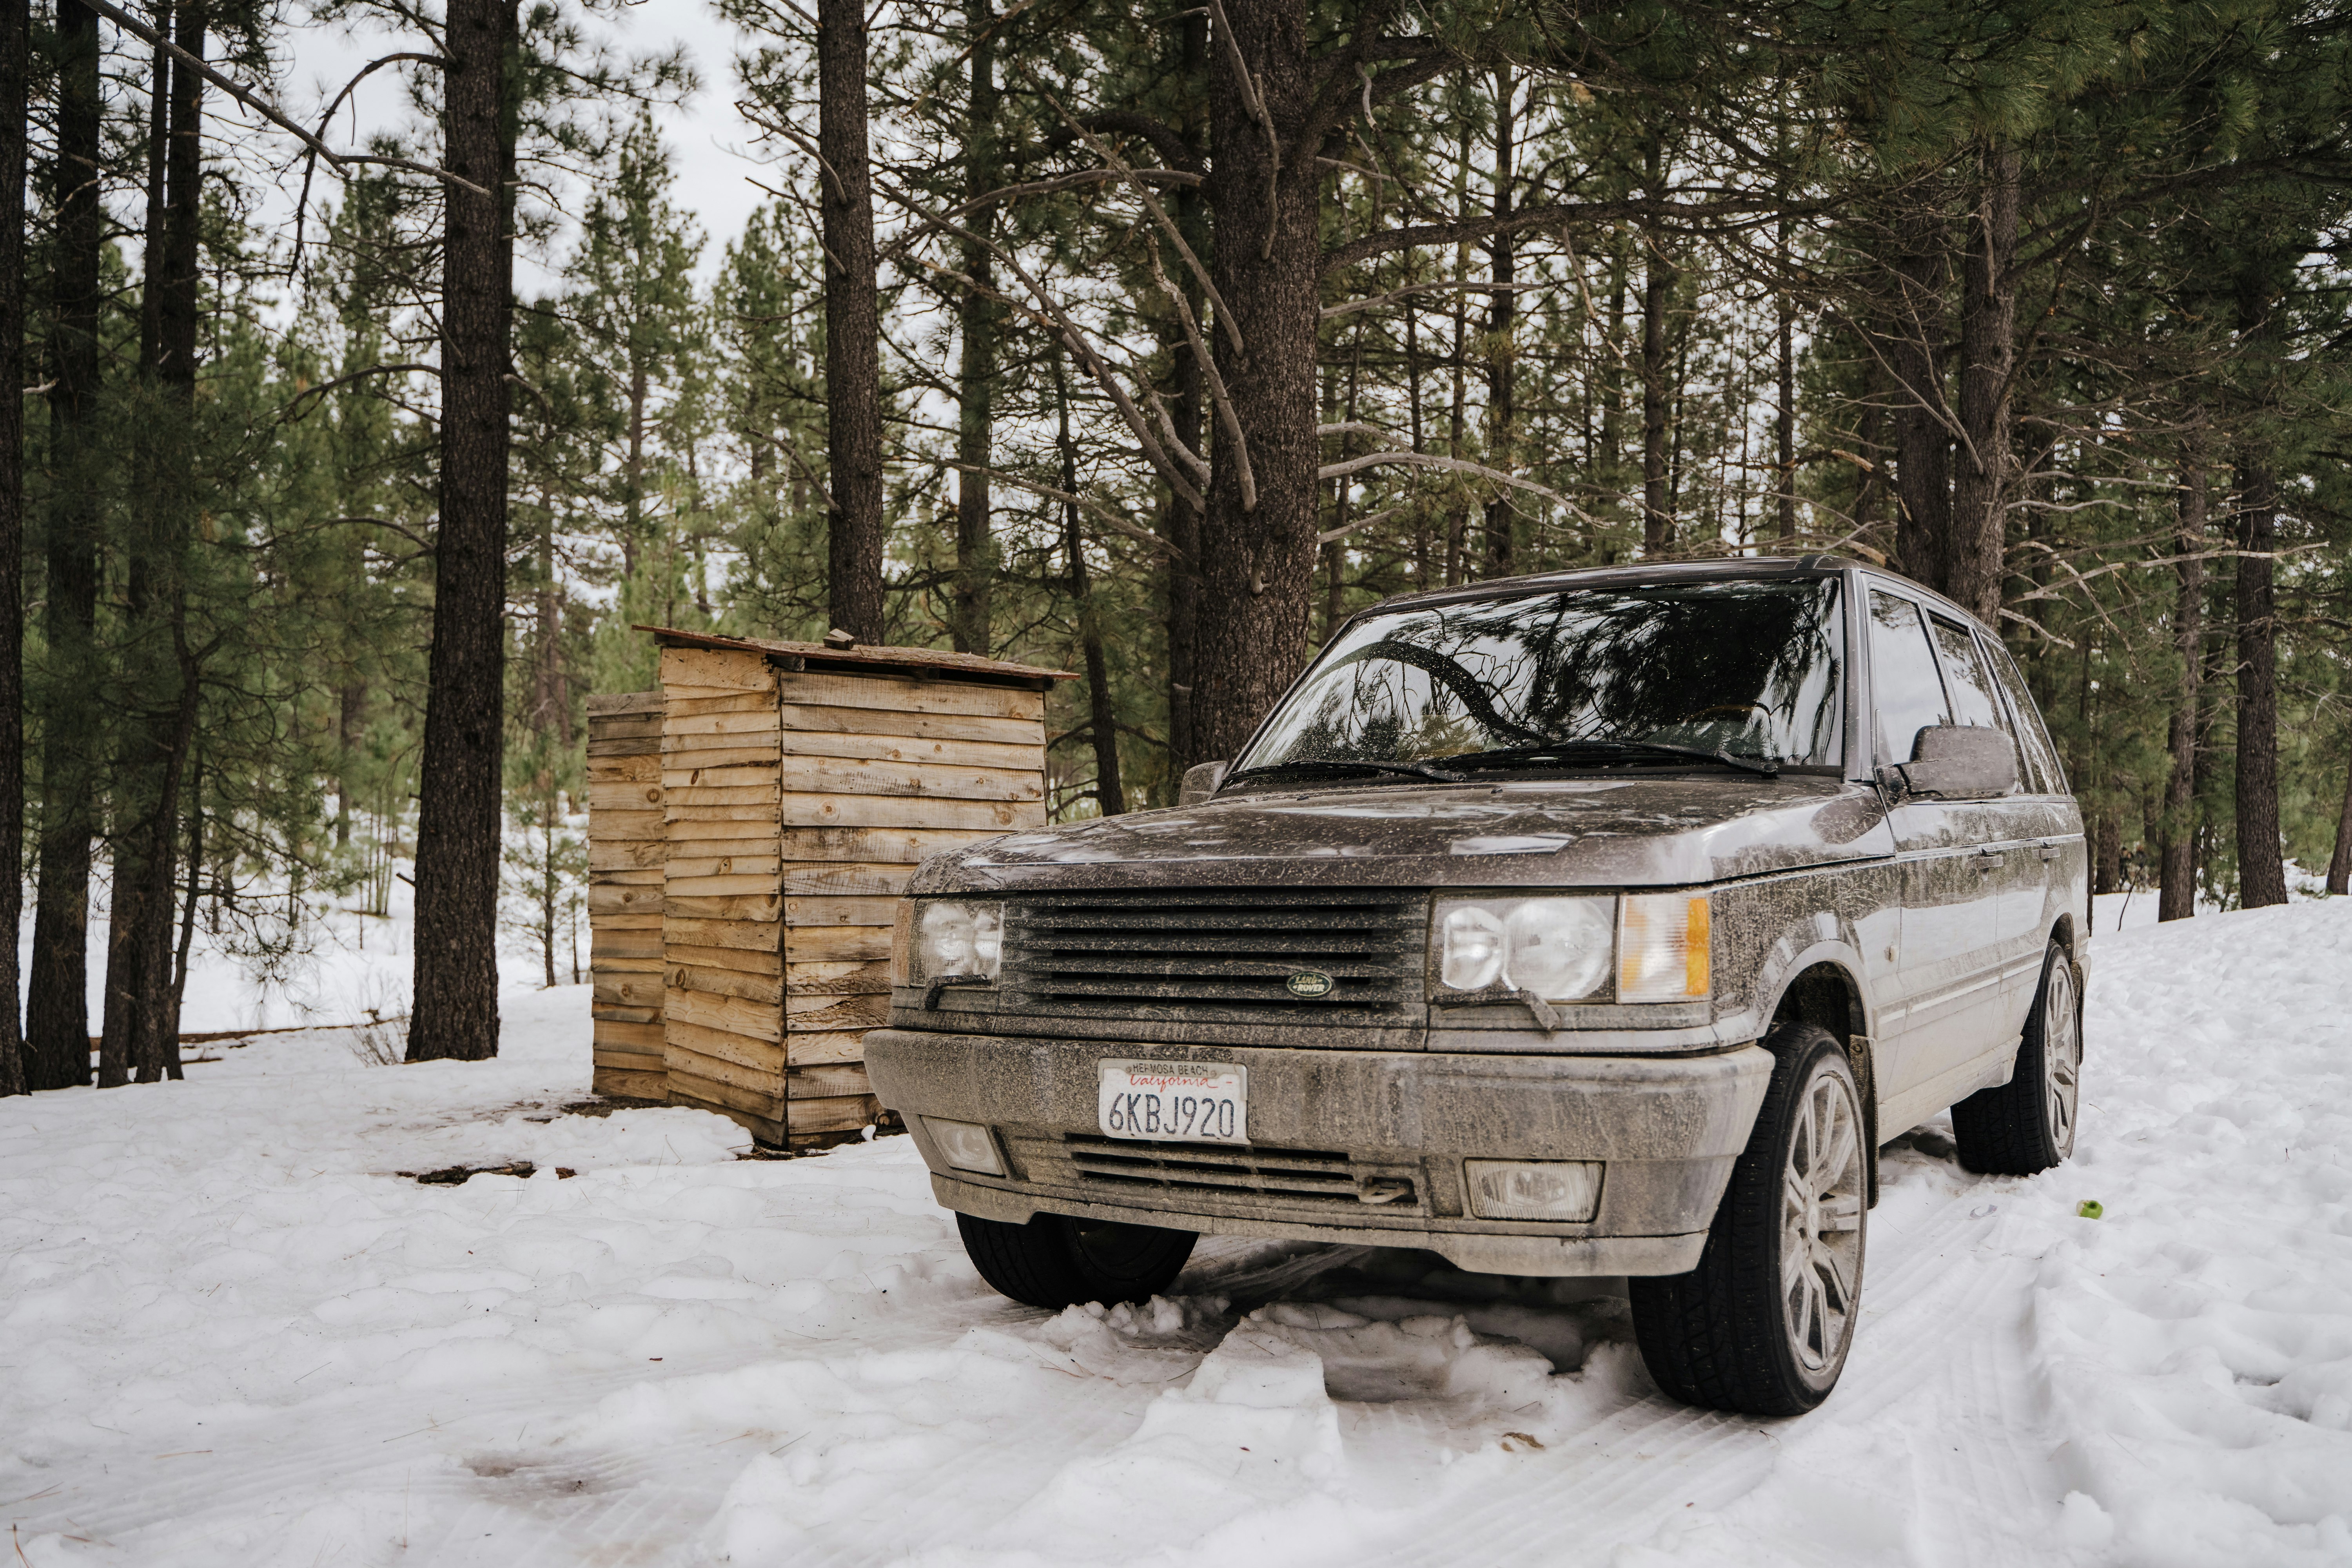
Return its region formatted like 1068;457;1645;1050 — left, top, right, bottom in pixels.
588;690;669;1099
587;630;1067;1146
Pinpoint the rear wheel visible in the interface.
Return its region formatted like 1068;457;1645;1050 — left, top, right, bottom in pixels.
1630;1024;1868;1416
956;1212;1196;1309
1953;941;2081;1176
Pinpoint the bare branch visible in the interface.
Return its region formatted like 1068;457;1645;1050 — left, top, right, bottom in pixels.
867;169;1206;513
947;463;1184;559
1143;242;1252;511
1030;75;1241;358
1321;279;1549;319
80;0;490;196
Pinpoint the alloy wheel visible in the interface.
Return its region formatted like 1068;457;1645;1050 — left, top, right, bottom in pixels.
2043;959;2081;1156
1780;1067;1866;1373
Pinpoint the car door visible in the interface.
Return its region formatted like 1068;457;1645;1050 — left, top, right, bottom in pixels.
1864;586;2009;1110
1922;613;2050;1044
1979;630;2087;1008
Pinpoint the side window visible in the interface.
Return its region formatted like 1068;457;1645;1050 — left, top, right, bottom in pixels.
1981;635;2067;795
1926;617;2005;730
1867;591;1950;764
1928;615;2024;793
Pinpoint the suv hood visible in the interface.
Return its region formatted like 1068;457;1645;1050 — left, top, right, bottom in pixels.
911;775;1895;894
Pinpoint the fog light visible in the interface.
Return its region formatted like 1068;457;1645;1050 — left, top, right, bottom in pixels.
924;1117;1005;1176
1463;1159;1602;1221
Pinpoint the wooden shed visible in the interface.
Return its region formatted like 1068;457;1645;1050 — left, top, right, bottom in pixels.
586;628;1071;1147
586;690;668;1100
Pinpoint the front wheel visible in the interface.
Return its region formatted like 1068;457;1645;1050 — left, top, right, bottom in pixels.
1953;941;2081;1175
1630;1024;1868;1416
956;1212;1196;1309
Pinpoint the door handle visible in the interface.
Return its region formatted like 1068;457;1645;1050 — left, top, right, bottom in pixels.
2038;842;2061;862
1974;849;2006;870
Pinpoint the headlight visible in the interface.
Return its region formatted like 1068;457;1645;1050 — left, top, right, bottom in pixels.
1434;896;1613;1000
916;900;1002;983
1619;893;1710;1002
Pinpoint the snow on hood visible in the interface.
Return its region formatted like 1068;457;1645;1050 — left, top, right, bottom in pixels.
912;774;1895;894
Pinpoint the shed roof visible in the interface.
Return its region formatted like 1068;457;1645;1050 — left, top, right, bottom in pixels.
638;625;1076;689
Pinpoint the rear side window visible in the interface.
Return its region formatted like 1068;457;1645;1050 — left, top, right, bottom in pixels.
1928;615;2025;794
1867;592;1949;764
1981;637;2067;795
1927;617;2005;730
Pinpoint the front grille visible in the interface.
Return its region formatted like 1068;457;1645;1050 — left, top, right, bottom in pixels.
1005;1131;1423;1214
1000;889;1426;1026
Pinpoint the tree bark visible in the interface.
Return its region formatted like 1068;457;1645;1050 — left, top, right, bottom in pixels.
1947;143;2019;625
408;0;515;1063
1774;220;1797;540
0;0;25;1096
1888;205;1951;594
1160;15;1208;771
2158;426;2206;922
818;0;884;642
1481;72;1515;577
1055;351;1123;815
2326;740;2352;897
25;0;105;1091
102;0;205;1087
2232;452;2288;908
1639;139;1671;554
948;0;997;655
1188;0;1322;762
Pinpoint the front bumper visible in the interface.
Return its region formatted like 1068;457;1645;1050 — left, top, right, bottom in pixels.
863;1029;1773;1277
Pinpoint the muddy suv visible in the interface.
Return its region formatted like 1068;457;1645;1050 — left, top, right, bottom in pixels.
864;557;2087;1415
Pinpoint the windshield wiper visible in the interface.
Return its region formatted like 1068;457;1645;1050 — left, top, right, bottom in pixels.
1223;756;1466;788
1442;740;1781;778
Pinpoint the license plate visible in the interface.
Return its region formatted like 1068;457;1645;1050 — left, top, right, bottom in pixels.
1097;1060;1248;1145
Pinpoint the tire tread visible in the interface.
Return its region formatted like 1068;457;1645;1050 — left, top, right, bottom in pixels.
1951;944;2072;1177
1629;1023;1856;1417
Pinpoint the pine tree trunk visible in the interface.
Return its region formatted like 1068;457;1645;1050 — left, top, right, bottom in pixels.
2158;428;2206;922
1888;206;1952;594
102;0;205;1087
1774;219;1797;540
1947;143;2018;626
1056;352;1124;815
0;0;25;1097
1481;73;1514;577
1639;137;1671;555
25;0;105;1091
2326;743;2352;897
1189;0;1322;762
949;0;997;655
2233;454;2288;908
408;0;515;1063
818;0;884;642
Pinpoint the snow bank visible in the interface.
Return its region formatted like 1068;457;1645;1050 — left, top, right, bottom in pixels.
5;901;2352;1566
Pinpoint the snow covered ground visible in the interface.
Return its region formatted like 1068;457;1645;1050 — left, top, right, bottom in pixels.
5;901;2351;1567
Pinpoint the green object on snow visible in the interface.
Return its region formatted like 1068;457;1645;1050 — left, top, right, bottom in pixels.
2077;1200;2104;1220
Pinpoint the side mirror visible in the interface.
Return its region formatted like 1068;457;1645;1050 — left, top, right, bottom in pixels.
1179;760;1230;806
1878;725;2017;800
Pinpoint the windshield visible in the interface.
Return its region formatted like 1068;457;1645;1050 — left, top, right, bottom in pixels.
1235;578;1844;777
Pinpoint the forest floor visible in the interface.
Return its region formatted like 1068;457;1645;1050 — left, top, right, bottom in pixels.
5;899;2352;1567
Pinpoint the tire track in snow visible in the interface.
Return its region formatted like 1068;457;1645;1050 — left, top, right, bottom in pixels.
1332;1179;2056;1566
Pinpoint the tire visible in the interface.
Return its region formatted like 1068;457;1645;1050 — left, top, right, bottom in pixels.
1629;1023;1868;1416
956;1211;1196;1310
1953;941;2081;1176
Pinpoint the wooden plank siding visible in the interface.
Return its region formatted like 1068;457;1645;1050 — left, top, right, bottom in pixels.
765;674;1049;1143
587;690;669;1099
586;632;1064;1147
658;646;787;1142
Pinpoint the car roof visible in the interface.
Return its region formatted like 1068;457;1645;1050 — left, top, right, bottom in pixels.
1363;554;1995;635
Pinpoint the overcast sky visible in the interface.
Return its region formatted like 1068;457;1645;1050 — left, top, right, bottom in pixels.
276;0;781;289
